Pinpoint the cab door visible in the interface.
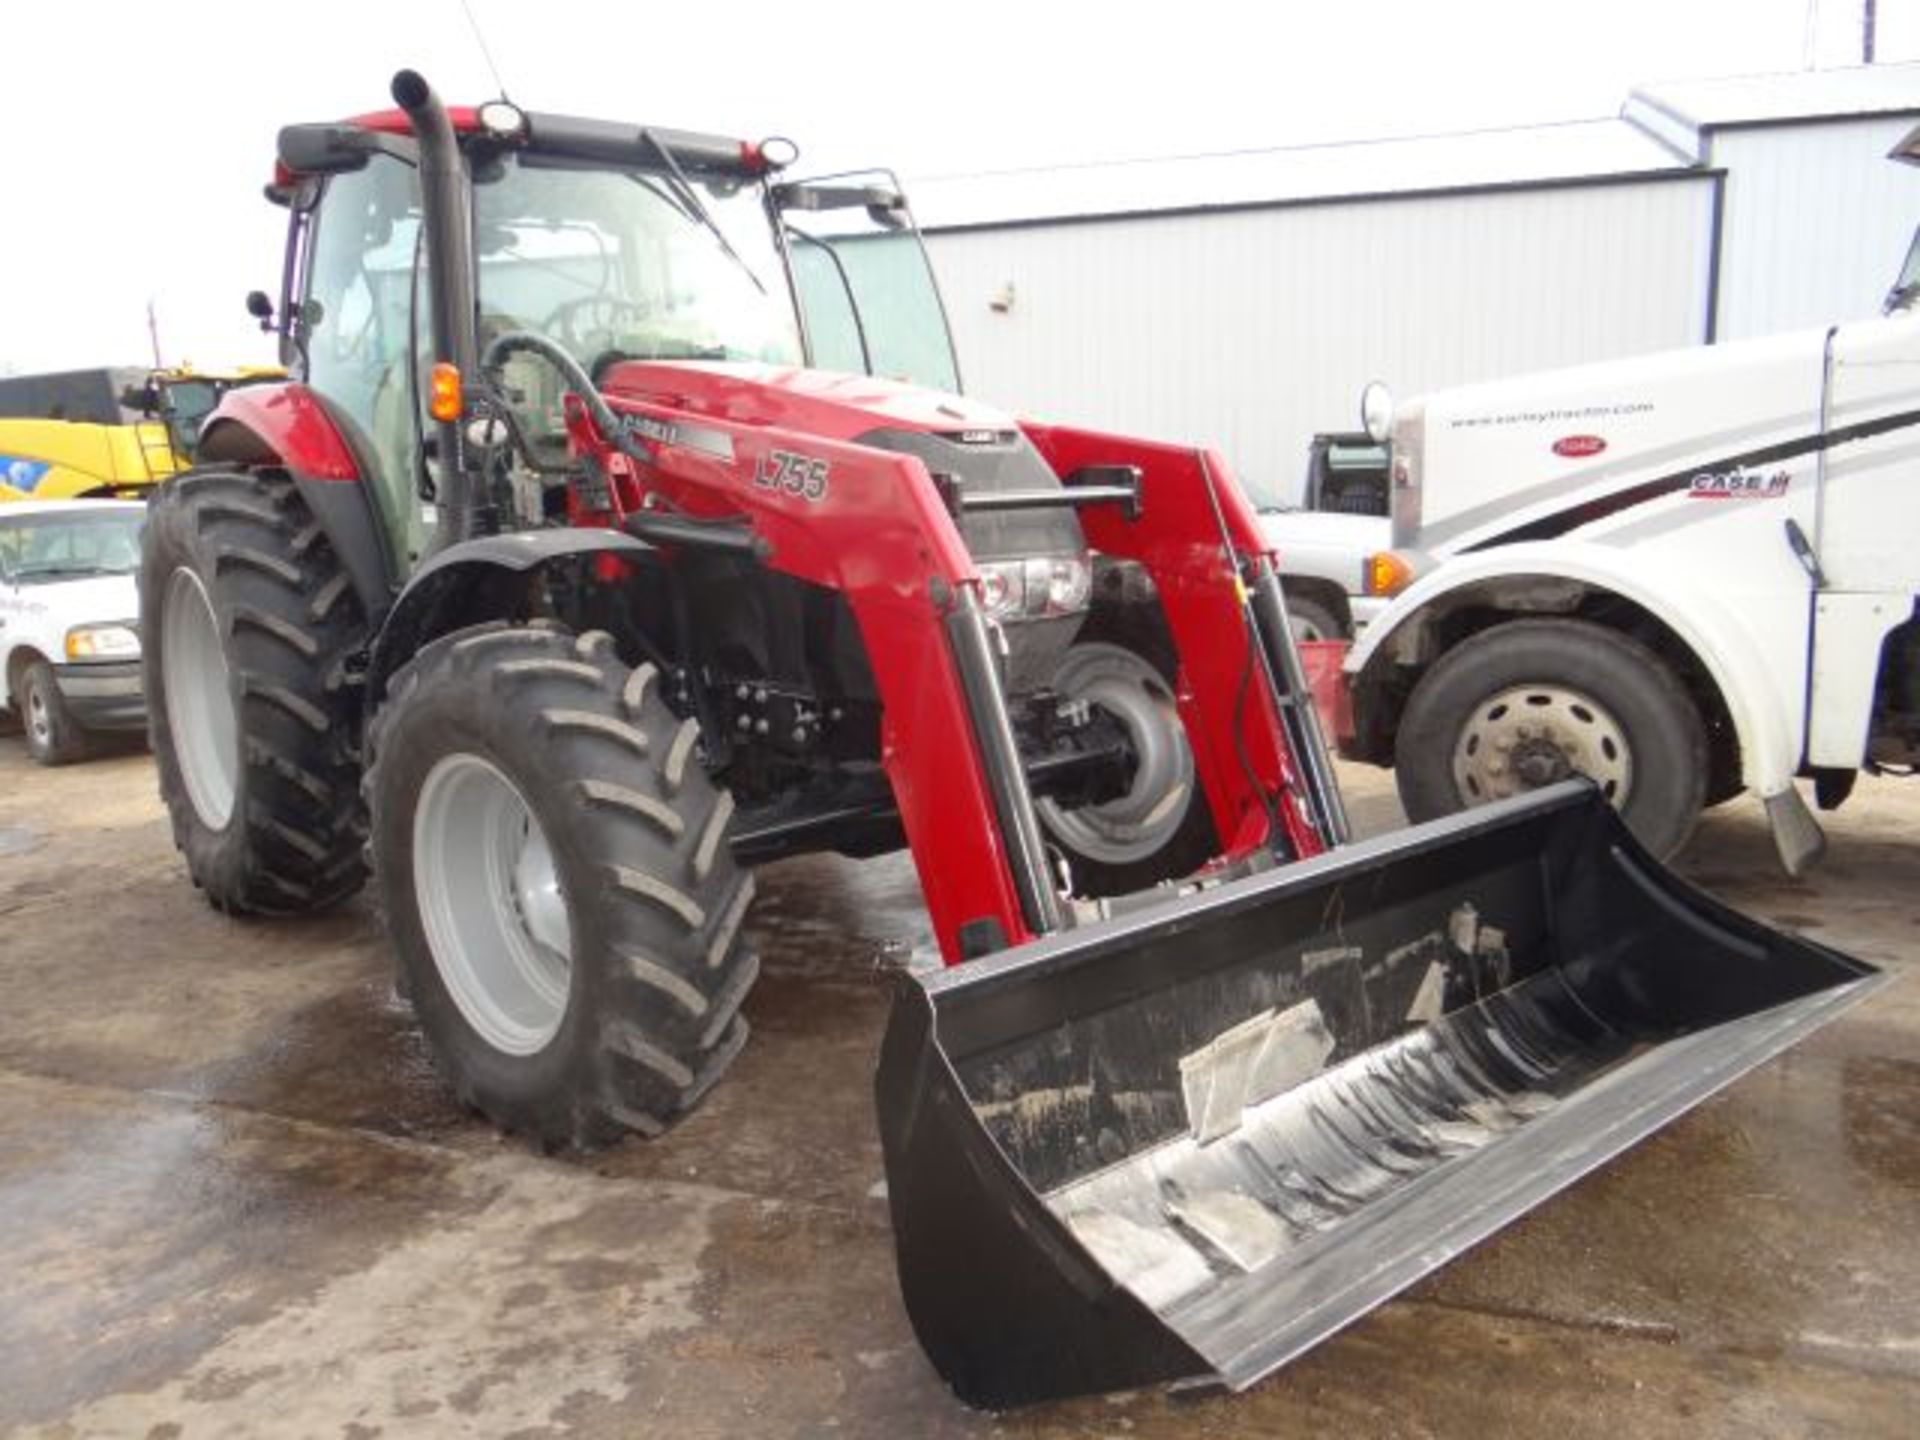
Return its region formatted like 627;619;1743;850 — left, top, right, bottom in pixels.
294;154;432;567
1803;310;1920;766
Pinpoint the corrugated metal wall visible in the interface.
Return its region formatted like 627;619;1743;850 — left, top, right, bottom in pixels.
1710;118;1920;340
925;180;1717;504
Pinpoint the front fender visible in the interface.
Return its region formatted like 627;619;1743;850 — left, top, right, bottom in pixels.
1346;542;1804;797
366;528;656;700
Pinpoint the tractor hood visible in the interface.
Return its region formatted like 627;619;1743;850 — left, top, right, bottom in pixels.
600;361;1087;564
599;360;1013;442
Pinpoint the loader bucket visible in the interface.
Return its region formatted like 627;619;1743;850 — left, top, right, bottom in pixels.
875;781;1886;1410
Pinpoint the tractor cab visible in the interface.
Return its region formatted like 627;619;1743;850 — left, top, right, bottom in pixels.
263;103;958;565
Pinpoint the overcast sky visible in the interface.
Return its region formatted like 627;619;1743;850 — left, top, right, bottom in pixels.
1;0;1915;374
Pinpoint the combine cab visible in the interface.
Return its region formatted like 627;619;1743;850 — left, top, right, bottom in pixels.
139;71;1884;1408
0;364;281;501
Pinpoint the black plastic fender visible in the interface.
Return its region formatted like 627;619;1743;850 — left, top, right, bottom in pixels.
366;528;655;701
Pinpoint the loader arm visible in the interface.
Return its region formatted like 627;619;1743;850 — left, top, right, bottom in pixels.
567;394;1327;962
1023;422;1336;862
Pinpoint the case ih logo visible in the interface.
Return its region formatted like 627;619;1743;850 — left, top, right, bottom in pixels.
1689;467;1790;500
1552;435;1607;458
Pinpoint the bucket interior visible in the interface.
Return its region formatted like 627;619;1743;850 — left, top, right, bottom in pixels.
901;784;1883;1397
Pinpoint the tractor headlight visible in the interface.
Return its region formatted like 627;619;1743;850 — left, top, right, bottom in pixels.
65;623;141;661
977;555;1093;622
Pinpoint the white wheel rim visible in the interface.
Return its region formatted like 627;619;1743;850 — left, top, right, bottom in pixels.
1451;683;1634;809
25;681;51;748
1036;642;1195;867
162;568;240;828
413;752;574;1057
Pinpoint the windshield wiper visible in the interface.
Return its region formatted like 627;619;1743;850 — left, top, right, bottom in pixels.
637;130;767;297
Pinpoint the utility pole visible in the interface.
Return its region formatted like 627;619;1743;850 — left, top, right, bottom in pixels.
1864;0;1877;63
147;300;164;369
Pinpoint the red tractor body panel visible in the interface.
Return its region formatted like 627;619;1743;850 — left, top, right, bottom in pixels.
200;383;360;480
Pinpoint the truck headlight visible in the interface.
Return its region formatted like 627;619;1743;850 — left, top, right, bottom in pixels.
977;555;1093;622
65;623;141;660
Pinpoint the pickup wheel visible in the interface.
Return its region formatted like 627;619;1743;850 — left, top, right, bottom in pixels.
141;469;370;914
1036;613;1218;898
366;623;758;1148
1394;618;1706;858
20;659;88;766
1284;595;1344;643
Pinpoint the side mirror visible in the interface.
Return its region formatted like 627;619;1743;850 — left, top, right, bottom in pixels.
246;290;276;332
277;122;415;177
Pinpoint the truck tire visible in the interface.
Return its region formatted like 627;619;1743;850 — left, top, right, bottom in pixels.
1284;595;1344;643
141;469;370;914
1394;618;1707;859
19;659;89;766
366;622;757;1148
1036;612;1218;898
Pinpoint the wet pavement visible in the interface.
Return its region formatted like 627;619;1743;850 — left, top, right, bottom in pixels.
0;739;1915;1438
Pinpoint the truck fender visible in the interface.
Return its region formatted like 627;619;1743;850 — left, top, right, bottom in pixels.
196;383;395;622
365;528;656;701
1345;541;1804;798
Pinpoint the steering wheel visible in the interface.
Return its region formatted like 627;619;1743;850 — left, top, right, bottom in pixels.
542;295;656;353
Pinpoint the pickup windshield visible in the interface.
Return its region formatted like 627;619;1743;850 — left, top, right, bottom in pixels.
0;510;144;584
473;154;803;371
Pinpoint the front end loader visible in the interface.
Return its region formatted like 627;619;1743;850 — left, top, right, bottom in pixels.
140;71;1886;1408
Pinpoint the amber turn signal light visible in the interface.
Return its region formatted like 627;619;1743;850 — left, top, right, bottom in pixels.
428;363;463;422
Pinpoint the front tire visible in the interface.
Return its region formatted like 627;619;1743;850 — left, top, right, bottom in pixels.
367;623;758;1148
1394;618;1707;858
20;660;88;766
140;469;370;913
1036;616;1218;897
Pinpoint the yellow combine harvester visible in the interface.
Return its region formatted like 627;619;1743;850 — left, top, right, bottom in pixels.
0;365;282;502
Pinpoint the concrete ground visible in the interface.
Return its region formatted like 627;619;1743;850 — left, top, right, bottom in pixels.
1;736;1915;1440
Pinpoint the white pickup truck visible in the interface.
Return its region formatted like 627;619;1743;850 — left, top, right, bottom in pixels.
0;500;148;764
1341;134;1920;872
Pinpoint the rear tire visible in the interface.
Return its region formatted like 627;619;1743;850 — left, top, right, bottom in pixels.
141;469;370;914
20;660;89;766
1394;618;1706;859
367;622;758;1148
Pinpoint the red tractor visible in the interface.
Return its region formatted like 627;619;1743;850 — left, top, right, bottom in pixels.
142;72;1882;1408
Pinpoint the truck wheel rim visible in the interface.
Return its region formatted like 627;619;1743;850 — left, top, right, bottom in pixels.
25;682;50;748
162;568;240;828
1451;683;1633;809
1037;642;1194;867
413;752;573;1057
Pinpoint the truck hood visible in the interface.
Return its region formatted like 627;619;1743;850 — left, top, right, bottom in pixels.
1393;319;1903;556
6;571;139;627
1259;509;1388;597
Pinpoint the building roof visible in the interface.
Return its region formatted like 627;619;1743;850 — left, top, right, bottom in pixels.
909;118;1692;233
907;63;1920;234
1630;62;1920;131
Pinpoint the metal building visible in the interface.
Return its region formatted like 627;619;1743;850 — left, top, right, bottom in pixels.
913;65;1920;505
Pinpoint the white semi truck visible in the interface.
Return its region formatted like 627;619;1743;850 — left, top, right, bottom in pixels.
1342;127;1920;872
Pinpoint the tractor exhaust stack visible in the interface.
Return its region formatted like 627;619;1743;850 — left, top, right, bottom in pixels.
876;782;1885;1409
390;69;481;546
